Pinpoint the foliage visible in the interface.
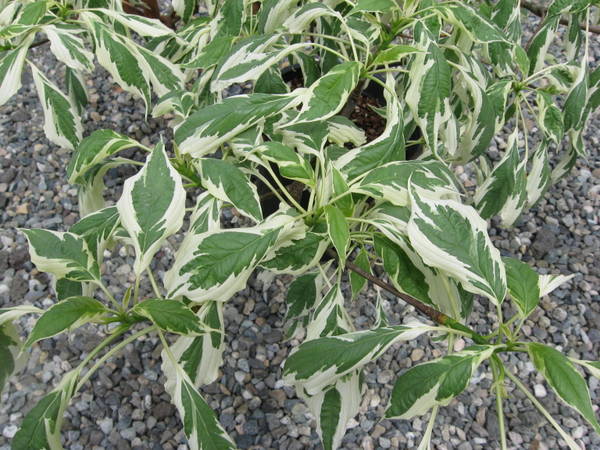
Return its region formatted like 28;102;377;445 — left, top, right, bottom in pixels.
1;0;600;449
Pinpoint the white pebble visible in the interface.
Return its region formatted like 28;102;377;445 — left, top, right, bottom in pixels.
534;384;547;398
2;424;18;439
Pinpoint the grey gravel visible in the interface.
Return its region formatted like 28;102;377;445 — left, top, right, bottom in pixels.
1;22;600;450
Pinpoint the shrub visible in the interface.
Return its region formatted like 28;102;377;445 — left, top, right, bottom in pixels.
1;0;599;449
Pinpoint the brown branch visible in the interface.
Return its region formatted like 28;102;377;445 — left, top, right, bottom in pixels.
521;0;600;35
328;248;489;344
29;39;49;49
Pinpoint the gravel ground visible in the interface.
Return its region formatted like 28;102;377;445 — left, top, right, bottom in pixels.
1;34;599;450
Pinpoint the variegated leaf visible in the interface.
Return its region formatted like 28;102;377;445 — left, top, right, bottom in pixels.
256;141;315;186
30;63;82;150
474;131;527;227
261;228;328;275
526;141;552;207
434;3;509;43
44;24;94;73
353;161;459;207
306;283;351;341
0;305;44;326
133;299;204;335
0;32;33;106
536;92;564;144
327;116;366;147
288;61;362;125
175;93;300;157
196;158;262;222
166;301;225;387
68;129;141;184
69;206;120;262
165;227;281;303
21;229;100;282
334;75;405;180
65;67;88;116
406;36;452;157
84;16;151;108
407;186;507;304
12;369;79;450
284;322;435;395
303;371;364;450
538;273;575;297
117;142;185;276
96;9;173;37
386;345;495;419
161;353;236;450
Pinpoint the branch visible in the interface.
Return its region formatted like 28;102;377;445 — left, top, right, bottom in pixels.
521;1;600;35
328;249;489;344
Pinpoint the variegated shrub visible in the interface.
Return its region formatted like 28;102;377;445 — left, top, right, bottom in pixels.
1;0;600;449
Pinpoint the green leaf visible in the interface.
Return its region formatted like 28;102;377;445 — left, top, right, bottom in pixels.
68;129;141;184
197;158;262;222
290;61;362;124
350;248;370;298
325;205;349;264
21;229;100;281
286;273;319;319
386;345;494;419
65;67;88;116
256;141;314;185
0;323;21;393
30;63;82;150
25;297;108;346
117;142;186;275
134;299;204;335
165;227;280;303
184;35;235;69
55;278;83;301
284;323;433;395
12;370;79;450
351;0;397;13
261;231;328;275
16;1;46;25
502;257;540;318
528;343;600;434
372;45;421;66
435;4;509;43
407;186;507;305
175;93;300;157
331;166;353;216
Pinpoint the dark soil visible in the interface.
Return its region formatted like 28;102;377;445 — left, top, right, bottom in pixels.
349;94;386;142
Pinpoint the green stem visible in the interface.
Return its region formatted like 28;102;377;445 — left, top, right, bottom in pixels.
133;275;141;303
95;281;122;312
76;324;129;373
147;269;162;298
76;326;156;391
504;369;580;450
263;163;307;213
491;356;508;450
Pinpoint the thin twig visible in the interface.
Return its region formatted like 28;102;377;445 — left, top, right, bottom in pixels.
329;248;489;344
521;1;600;35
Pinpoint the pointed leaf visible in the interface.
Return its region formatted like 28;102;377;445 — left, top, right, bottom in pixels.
117;142;186;275
502;257;540;318
134;299;204;335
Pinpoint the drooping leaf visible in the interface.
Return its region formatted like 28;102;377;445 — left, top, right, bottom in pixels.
0;323;22;393
69;206;120;262
25;297;107;346
30;63;82;150
12;370;79;450
528;343;600;434
167;301;225;387
286;272;319;320
0;34;33;106
117;142;186;276
386;345;494;419
44;24;95;73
